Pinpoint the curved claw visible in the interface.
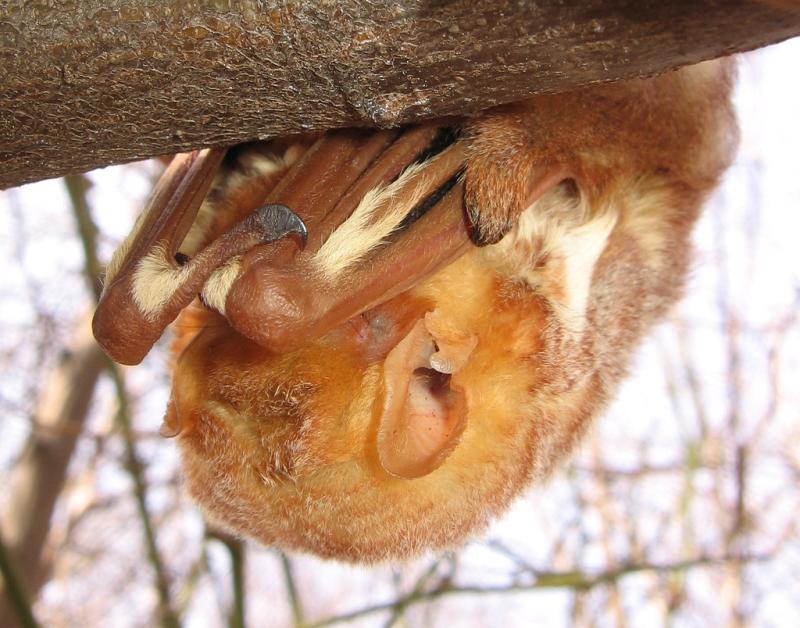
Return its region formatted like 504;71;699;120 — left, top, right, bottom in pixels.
249;203;308;249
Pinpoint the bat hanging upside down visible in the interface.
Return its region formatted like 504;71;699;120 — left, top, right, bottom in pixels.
93;58;737;562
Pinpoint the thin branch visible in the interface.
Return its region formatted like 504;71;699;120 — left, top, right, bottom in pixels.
0;312;106;628
279;552;303;628
175;549;211;619
382;558;447;628
0;168;110;627
0;527;40;628
105;361;181;628
62;171;180;627
208;530;247;628
64;174;103;301
305;554;771;628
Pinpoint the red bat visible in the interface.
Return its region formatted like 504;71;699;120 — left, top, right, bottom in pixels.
93;58;737;562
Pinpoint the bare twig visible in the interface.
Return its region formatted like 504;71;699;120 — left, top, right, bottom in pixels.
383;558;448;628
64;174;103;301
208;529;247;628
66;172;180;627
105;361;180;628
0;171;107;628
279;552;303;628
175;549;211;619
0;527;40;628
305;555;768;628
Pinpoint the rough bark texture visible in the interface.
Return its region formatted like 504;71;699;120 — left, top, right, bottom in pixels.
1;0;799;190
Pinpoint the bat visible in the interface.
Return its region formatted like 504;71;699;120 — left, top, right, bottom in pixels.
93;57;737;562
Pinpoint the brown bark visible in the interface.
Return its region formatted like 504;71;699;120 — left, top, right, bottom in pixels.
0;314;106;627
1;0;799;190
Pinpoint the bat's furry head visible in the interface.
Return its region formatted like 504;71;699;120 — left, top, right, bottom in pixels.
163;59;737;563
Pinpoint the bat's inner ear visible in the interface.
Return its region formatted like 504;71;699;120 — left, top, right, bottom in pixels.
376;314;474;479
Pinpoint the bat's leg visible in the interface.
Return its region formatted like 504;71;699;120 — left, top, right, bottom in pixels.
92;148;306;365
461;110;571;246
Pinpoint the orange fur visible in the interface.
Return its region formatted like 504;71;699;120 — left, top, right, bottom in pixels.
167;59;737;562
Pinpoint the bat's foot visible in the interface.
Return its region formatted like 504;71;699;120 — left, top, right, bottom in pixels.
461;113;571;246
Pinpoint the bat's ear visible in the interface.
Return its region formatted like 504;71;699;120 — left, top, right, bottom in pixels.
376;314;474;479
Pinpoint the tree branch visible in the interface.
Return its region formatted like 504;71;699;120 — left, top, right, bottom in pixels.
0;527;40;628
0;314;106;628
207;529;248;628
106;361;181;628
64;175;103;301
2;0;798;189
279;552;303;628
305;553;771;628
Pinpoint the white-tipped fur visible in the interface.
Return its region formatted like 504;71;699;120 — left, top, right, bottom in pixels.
110;150;289;322
104;205;153;286
484;185;617;332
200;257;243;315
616;176;683;270
555;210;618;330
132;246;191;320
312;161;433;279
108;153;283;286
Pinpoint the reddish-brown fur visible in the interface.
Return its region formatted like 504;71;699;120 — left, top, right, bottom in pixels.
167;59;737;562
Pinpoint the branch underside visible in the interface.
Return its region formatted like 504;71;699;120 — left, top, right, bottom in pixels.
1;0;799;189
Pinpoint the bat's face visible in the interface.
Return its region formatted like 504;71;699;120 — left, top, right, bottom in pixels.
94;60;736;563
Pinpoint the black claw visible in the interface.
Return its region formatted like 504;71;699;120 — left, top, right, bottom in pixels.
251;203;308;248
